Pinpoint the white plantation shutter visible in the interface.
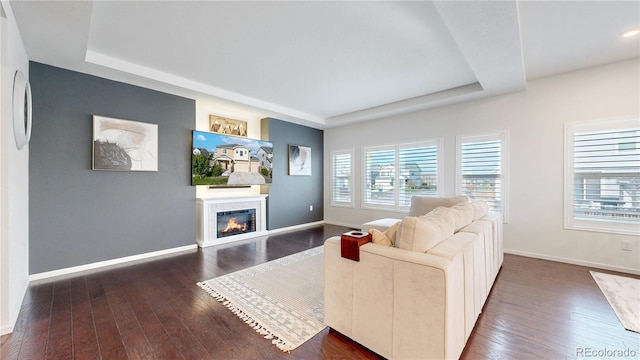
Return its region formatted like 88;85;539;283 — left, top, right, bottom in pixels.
363;141;441;210
398;142;439;208
565;118;640;235
457;133;508;222
363;146;396;208
331;150;353;207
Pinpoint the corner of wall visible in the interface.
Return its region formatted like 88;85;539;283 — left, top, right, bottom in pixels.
260;118;324;230
260;117;271;196
0;0;30;335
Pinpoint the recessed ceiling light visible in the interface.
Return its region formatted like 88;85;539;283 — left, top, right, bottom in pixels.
622;28;640;38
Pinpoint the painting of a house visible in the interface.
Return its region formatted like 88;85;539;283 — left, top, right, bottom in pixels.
256;146;273;169
192;130;273;186
213;144;260;173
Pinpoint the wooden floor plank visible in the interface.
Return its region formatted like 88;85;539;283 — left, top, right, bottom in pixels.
16;283;54;360
86;275;129;360
69;276;101;360
118;270;186;360
2;224;638;359
135;267;213;360
44;281;73;360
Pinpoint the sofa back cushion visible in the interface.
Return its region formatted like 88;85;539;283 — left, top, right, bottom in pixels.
396;207;455;252
470;201;489;221
408;195;468;217
448;202;475;232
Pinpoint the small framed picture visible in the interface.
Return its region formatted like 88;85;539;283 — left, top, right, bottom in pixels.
209;115;247;137
288;145;311;176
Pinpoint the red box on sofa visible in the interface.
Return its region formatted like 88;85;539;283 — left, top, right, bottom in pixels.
340;231;372;261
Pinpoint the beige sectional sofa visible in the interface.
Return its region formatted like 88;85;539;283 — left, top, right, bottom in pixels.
324;196;503;359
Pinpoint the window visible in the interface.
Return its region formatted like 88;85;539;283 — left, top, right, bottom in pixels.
565;118;639;235
363;141;441;210
399;142;440;207
457;132;508;222
363;145;396;208
331;149;353;207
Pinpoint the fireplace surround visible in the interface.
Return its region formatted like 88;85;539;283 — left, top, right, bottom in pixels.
196;195;268;247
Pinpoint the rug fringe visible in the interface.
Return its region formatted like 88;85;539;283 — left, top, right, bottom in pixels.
197;282;293;353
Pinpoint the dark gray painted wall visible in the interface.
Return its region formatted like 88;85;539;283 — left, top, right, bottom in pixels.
261;118;323;229
29;62;196;274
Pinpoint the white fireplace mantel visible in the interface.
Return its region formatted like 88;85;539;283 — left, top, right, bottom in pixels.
196;195;268;247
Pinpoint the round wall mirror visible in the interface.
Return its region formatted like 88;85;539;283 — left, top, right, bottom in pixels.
13;70;32;150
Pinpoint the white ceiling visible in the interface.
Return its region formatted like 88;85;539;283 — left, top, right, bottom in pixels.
9;0;640;128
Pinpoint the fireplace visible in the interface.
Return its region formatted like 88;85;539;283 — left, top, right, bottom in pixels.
217;209;256;238
196;195;268;247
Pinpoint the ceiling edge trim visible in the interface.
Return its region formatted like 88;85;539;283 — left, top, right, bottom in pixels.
325;82;484;127
84;50;326;126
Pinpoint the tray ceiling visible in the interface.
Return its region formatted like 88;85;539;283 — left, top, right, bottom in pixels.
10;1;639;128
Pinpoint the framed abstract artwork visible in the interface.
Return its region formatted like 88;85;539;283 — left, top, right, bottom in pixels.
92;115;158;171
288;145;311;176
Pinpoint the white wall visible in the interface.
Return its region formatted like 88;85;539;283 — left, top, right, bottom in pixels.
0;0;30;335
324;58;640;274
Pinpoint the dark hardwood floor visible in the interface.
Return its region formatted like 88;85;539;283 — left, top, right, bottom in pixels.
1;224;638;359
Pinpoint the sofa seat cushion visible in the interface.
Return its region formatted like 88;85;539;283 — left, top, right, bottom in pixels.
397;208;455;252
408;195;468;217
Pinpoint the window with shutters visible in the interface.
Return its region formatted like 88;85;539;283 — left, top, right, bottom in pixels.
456;132;508;222
565;118;639;235
363;145;396;208
331;149;353;207
363;140;441;210
398;142;440;208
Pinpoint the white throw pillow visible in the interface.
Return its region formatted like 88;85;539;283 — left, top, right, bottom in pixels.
370;229;392;246
368;220;400;247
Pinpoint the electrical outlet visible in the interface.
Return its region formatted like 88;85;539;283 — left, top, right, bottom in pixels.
309;205;313;212
622;240;631;251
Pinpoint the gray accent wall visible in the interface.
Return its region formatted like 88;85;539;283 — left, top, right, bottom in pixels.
261;118;323;229
29;62;196;274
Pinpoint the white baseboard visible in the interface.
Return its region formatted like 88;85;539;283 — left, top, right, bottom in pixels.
29;244;198;282
268;220;325;235
324;220;361;230
0;324;13;336
28;222;333;282
2;274;33;336
0;298;22;335
504;248;640;275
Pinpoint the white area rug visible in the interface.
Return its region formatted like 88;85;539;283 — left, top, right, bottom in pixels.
198;247;325;352
591;271;640;333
